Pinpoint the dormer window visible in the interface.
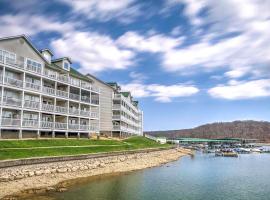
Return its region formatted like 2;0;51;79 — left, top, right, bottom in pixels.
63;61;70;71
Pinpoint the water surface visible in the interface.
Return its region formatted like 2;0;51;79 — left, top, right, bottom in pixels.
37;153;270;200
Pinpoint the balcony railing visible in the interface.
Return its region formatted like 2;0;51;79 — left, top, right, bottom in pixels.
24;100;40;110
81;96;90;103
90;125;99;131
69;93;80;101
55;122;67;130
2;57;24;69
81;83;91;90
112;115;121;120
57;75;69;83
42;103;54;112
1;118;21;127
22;119;39;128
43;69;57;79
3;96;22;107
70;79;80;87
55;105;68;114
80;125;89;131
80;110;90;117
56;90;69;98
91;98;99;105
25;82;41;91
68;123;80;130
91;112;99;118
42;86;55;95
112;104;121;110
26;64;42;74
69;108;80;115
4;77;23;88
91;86;100;93
113;125;121;130
40;121;54;129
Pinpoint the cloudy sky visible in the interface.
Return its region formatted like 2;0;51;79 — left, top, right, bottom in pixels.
1;0;270;131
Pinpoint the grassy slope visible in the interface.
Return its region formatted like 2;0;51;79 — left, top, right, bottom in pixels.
0;137;171;160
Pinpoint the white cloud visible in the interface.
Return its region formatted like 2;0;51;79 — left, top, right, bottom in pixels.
58;0;141;23
121;82;199;102
162;0;270;79
129;72;148;82
208;79;270;100
117;31;184;53
51;32;136;73
0;14;77;37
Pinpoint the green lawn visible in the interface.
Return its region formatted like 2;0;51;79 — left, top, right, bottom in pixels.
0;137;171;160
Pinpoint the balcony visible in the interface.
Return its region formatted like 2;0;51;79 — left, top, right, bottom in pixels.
81;83;91;90
40;121;54;129
69;93;80;101
42;86;55;96
81;96;90;103
25;82;41;91
55;122;67;130
4;77;23;88
80;110;90;117
112;104;121;110
91;86;100;93
80;125;89;131
43;69;57;79
57;75;69;83
68;123;80;130
42;103;54;112
113;125;121;131
3;96;22;107
56;90;69;98
26;64;42;74
90;124;99;131
91;112;99;118
91;98;99;105
70;79;80;87
22;119;39;128
2;57;24;69
24;100;40;110
55;105;68;114
69;108;80;115
1;118;21;127
112;115;121;120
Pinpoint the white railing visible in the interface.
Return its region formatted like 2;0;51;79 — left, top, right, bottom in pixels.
91;98;99;105
4;57;24;69
25;82;41;91
26;64;42;74
4;77;23;88
81;96;90;103
114;94;121;99
80;110;90;117
69;108;80;115
42;103;54;112
3;96;22;107
112;115;121;120
58;75;69;83
91;86;100;93
69;93;80;101
24;100;40;110
1;118;21;127
42;86;55;95
70;79;80;87
90;125;99;131
55;122;67;130
22;119;39;128
80;125;89;131
113;104;121;110
56;90;69;98
113;125;121;130
43;69;57;79
91;112;99;118
68;123;80;130
40;121;54;129
55;105;68;114
81;82;91;90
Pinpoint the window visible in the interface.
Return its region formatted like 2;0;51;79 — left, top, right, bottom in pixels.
63;61;70;71
0;49;16;64
26;58;42;72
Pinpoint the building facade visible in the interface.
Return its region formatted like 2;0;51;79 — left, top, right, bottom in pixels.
0;35;100;139
0;35;143;139
108;83;143;137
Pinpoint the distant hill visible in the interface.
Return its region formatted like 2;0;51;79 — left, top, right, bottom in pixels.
145;120;270;142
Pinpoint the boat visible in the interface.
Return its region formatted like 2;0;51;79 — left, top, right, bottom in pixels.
215;149;238;157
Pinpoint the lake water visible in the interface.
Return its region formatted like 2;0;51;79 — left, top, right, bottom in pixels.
35;153;270;200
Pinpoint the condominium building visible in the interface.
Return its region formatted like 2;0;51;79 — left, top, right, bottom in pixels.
108;83;143;137
0;35;100;139
0;35;143;139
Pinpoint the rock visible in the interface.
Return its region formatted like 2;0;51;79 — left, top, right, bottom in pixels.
56;168;67;173
57;187;67;192
0;175;11;182
35;171;43;176
28;171;35;177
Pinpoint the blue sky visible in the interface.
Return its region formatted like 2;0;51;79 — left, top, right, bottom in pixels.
1;0;270;131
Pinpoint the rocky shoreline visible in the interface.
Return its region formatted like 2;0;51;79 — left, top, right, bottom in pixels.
0;148;192;199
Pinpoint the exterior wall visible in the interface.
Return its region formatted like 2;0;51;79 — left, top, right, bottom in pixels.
0;37;100;139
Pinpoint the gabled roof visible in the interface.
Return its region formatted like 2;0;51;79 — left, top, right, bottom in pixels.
52;57;72;64
121;92;131;98
0;34;50;65
40;49;54;56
